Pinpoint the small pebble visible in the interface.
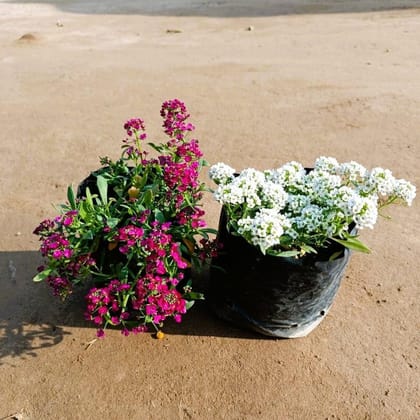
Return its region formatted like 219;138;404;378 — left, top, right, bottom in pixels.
246;26;254;31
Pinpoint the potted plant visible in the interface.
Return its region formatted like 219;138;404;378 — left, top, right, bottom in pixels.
208;157;416;338
33;99;217;338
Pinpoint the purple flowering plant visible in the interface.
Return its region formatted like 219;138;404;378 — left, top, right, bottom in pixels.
33;99;218;338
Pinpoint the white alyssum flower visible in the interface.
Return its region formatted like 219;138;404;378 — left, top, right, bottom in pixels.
328;186;357;216
268;161;306;186
291;204;325;232
213;168;267;209
237;168;265;185
234;168;265;209
210;156;416;255
367;167;396;196
285;194;312;213
209;162;236;185
238;208;292;254
321;210;349;237
394;178;416;206
214;183;245;206
314;156;340;174
348;195;378;229
339;161;367;183
303;170;342;202
260;181;288;210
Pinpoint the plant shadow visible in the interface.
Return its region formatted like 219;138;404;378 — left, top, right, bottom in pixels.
0;251;73;366
0;251;268;364
4;0;420;17
162;299;264;340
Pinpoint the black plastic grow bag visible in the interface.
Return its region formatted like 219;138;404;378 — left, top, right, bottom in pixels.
208;208;352;338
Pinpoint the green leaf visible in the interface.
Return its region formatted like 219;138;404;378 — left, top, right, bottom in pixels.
300;244;317;254
185;301;195;310
153;209;165;223
276;250;301;257
133;174;148;190
143;189;153;206
184;292;205;301
82;230;94;240
147;142;164;153
329;250;344;261
120;266;129;282
209;264;226;274
33;268;52;282
180;242;190;255
85;187;94;208
67;185;76;210
183;194;193;207
96;175;108;204
198;230;209;240
106;218;119;229
79;202;88;221
200;228;218;235
331;237;371;253
266;249;300;258
227;220;239;234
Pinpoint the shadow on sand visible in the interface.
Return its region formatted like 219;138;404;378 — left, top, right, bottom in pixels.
0;250;264;364
0;251;70;365
4;0;420;17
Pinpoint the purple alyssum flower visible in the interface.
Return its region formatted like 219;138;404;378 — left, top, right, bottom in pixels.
33;99;218;338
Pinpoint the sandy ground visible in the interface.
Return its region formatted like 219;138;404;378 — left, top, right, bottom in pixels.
1;1;420;419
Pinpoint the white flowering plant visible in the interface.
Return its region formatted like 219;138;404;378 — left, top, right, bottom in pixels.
209;157;416;257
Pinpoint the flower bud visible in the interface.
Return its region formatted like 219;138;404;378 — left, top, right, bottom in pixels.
128;186;140;199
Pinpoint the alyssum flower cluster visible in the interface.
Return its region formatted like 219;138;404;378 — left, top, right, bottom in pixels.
209;157;416;256
34;99;217;337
